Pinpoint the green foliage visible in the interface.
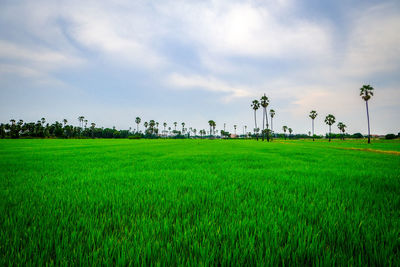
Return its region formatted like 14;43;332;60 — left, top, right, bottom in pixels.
385;134;397;140
1;139;399;265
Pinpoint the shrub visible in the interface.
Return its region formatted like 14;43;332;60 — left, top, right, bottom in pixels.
385;134;397;140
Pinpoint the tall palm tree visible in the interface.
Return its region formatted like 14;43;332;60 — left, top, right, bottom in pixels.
234;125;237;135
163;122;167;136
149;120;156;134
135;117;141;132
181;122;185;134
360;84;374;144
63;119;68;127
251;100;260;141
324;114;336;142
41;117;46;126
90;123;96;138
260;94;270;141
174;122;177;131
244;125;247;138
288;128;293;139
337;122;347;140
208;120;214;137
270;109;275;140
309;110;318;141
144;121;148;132
84;119;88;129
78;116;84;128
283;126;288;140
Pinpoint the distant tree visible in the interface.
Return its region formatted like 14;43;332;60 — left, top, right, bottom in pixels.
181;122;185;134
174;122;177;131
309;110;318;141
283;126;288;140
149;120;156;135
270;109;275;139
84;120;88;129
324;114;336;142
260;94;270;141
288;128;293;139
144;121;148;131
251;100;260;141
90;123;96;138
360;84;374;144
385;134;397;140
135;117;141;132
337;122;347;140
63;119;68;127
234;125;237;135
77;116;84;128
163;122;167;136
208;120;216;137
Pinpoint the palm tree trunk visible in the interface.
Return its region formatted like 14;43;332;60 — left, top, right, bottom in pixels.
266;109;269;142
312;119;315;141
329;125;331;142
271;117;273;141
262;108;265;141
366;101;371;144
254;110;258;141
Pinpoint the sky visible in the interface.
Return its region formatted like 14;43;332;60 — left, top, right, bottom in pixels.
0;0;399;135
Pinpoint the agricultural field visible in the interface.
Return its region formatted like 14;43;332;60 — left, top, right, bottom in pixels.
0;139;399;265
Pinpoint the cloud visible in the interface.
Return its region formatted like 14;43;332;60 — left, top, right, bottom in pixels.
342;4;400;77
167;73;254;101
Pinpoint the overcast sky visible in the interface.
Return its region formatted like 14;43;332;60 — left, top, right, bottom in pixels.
0;0;399;135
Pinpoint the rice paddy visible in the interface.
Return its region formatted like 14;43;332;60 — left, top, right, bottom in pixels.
1;139;399;265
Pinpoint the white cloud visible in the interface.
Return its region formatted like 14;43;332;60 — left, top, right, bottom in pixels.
167;73;254;101
342;4;400;77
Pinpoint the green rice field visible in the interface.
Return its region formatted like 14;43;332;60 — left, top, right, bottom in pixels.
1;139;399;265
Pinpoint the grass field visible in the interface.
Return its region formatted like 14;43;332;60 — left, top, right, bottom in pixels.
1;139;399;265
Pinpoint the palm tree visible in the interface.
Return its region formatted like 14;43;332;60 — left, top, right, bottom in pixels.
224;123;226;132
208;120;214;137
260;94;270;141
135;117;141;132
283;126;288;140
144;121;148;132
90;123;96;138
174;122;177;131
234;125;237;135
337;122;347;140
309;110;318;141
181;122;185;134
244;125;247;138
149;120;156;134
288;128;293;139
324;114;336;142
41;117;46;126
78;116;84;128
270;109;275;140
63;119;68;127
84;119;88;129
360;85;374;144
251;100;260;140
163;122;167;137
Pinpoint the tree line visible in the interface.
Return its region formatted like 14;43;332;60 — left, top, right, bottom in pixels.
1;84;397;141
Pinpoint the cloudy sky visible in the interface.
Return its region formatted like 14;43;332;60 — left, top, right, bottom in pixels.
0;0;399;135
